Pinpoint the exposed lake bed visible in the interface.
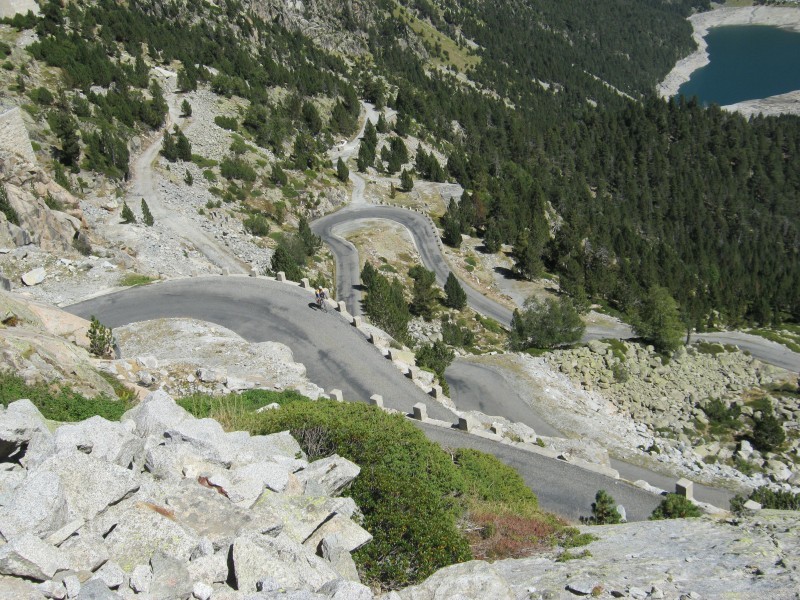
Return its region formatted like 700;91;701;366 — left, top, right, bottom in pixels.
658;6;800;116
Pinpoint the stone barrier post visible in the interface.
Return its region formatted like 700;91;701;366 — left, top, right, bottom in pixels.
675;478;694;501
328;389;343;402
276;271;286;282
412;403;427;421
368;394;384;408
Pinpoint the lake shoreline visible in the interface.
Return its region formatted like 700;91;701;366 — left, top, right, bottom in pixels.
657;6;800;116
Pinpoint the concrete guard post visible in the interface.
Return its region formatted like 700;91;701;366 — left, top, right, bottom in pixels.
352;316;362;328
457;416;474;432
405;365;417;380
276;271;286;282
300;278;311;289
429;384;443;398
675;478;694;501
337;301;347;313
368;394;384;408
412;402;427;421
328;389;343;402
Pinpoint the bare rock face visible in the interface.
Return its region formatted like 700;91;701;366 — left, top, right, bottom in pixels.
398;511;800;600
0;392;374;599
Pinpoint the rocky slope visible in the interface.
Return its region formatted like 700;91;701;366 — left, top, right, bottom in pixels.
0;391;375;599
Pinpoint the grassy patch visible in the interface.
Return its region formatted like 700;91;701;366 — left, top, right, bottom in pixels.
191;154;218;168
0;371;130;422
603;338;628;362
119;273;157;287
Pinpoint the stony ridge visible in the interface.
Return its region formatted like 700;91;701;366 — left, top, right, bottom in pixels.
0;390;376;599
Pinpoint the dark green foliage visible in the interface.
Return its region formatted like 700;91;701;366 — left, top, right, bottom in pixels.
0;371;128;422
270;163;287;186
483;219;502;254
415;149;445;182
409;264;438;320
48;110;80;167
87;315;114;357
248;400;472;588
269;234;307;281
512;229;545;281
510;296;585;350
83;125;129;179
29;86;53;105
220;156;256;182
298;215;322;256
453;448;538;508
243;214;270;237
214;115;238;131
180;99;192;117
650;494;702;520
0;41;11;56
336;157;349;182
443;272;467;310
141;199;154;226
442;214;462;248
383;136;408;174
632;286;685;354
751;408;786;452
702;398;741;435
362;265;411;342
441;317;474;348
731;486;800;513
399;168;413;192
184;169;193;186
588;490;622;524
0;184;20;225
161;126;191;162
301;101;322;134
120;201;136;224
415;340;455;386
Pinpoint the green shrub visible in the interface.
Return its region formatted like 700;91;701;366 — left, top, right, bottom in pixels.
586;489;622;524
244;400;471;589
702;398;741;435
0;184;20;225
119;273;156;287
0;371;129;422
141;199;154;226
649;493;702;520
243;214;270;237
87;316;114;358
751;408;785;452
120;201;136;224
220;156;256;182
453;448;538;509
214;115;238;130
731;486;800;513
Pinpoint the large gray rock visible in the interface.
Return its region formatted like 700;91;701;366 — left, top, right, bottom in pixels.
35;452;141;523
320;537;360;583
60;534;109;573
21;268;46;287
396;561;515;600
0;534;69;581
225;462;292;506
186;552;228;586
99;499;200;572
232;430;306;468
295;455;360;497
148;551;192;600
317;580;373;599
256;495;356;545
0;574;48;599
0;400;54;468
231;532;340;593
74;579;120;600
0;470;68;539
121;390;191;438
54;417;143;469
303;515;372;554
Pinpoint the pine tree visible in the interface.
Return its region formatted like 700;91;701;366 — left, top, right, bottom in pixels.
442;215;462;248
141;198;154;226
632;286;684;354
336;157;349;182
121;201;136;224
483;219;502;253
409;264;438;320
298;215;322;256
400;169;413;192
181;99;192;117
161;130;177;161
87;316;114;358
444;272;467;310
590;490;622;525
175;127;192;161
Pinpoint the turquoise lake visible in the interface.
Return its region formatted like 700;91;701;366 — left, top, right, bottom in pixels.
677;25;800;106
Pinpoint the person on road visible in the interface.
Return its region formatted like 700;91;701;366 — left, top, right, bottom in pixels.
315;287;327;309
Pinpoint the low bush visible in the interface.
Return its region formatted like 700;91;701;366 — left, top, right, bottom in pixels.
649;493;701;520
730;486;800;512
0;371;129;422
586;489;622;524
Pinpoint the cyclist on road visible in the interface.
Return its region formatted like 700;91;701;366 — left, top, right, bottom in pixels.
315;287;327;310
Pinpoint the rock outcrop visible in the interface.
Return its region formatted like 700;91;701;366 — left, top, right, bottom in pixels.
0;391;374;599
396;510;800;600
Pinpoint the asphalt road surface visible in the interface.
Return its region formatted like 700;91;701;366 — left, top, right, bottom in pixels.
67;276;677;521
